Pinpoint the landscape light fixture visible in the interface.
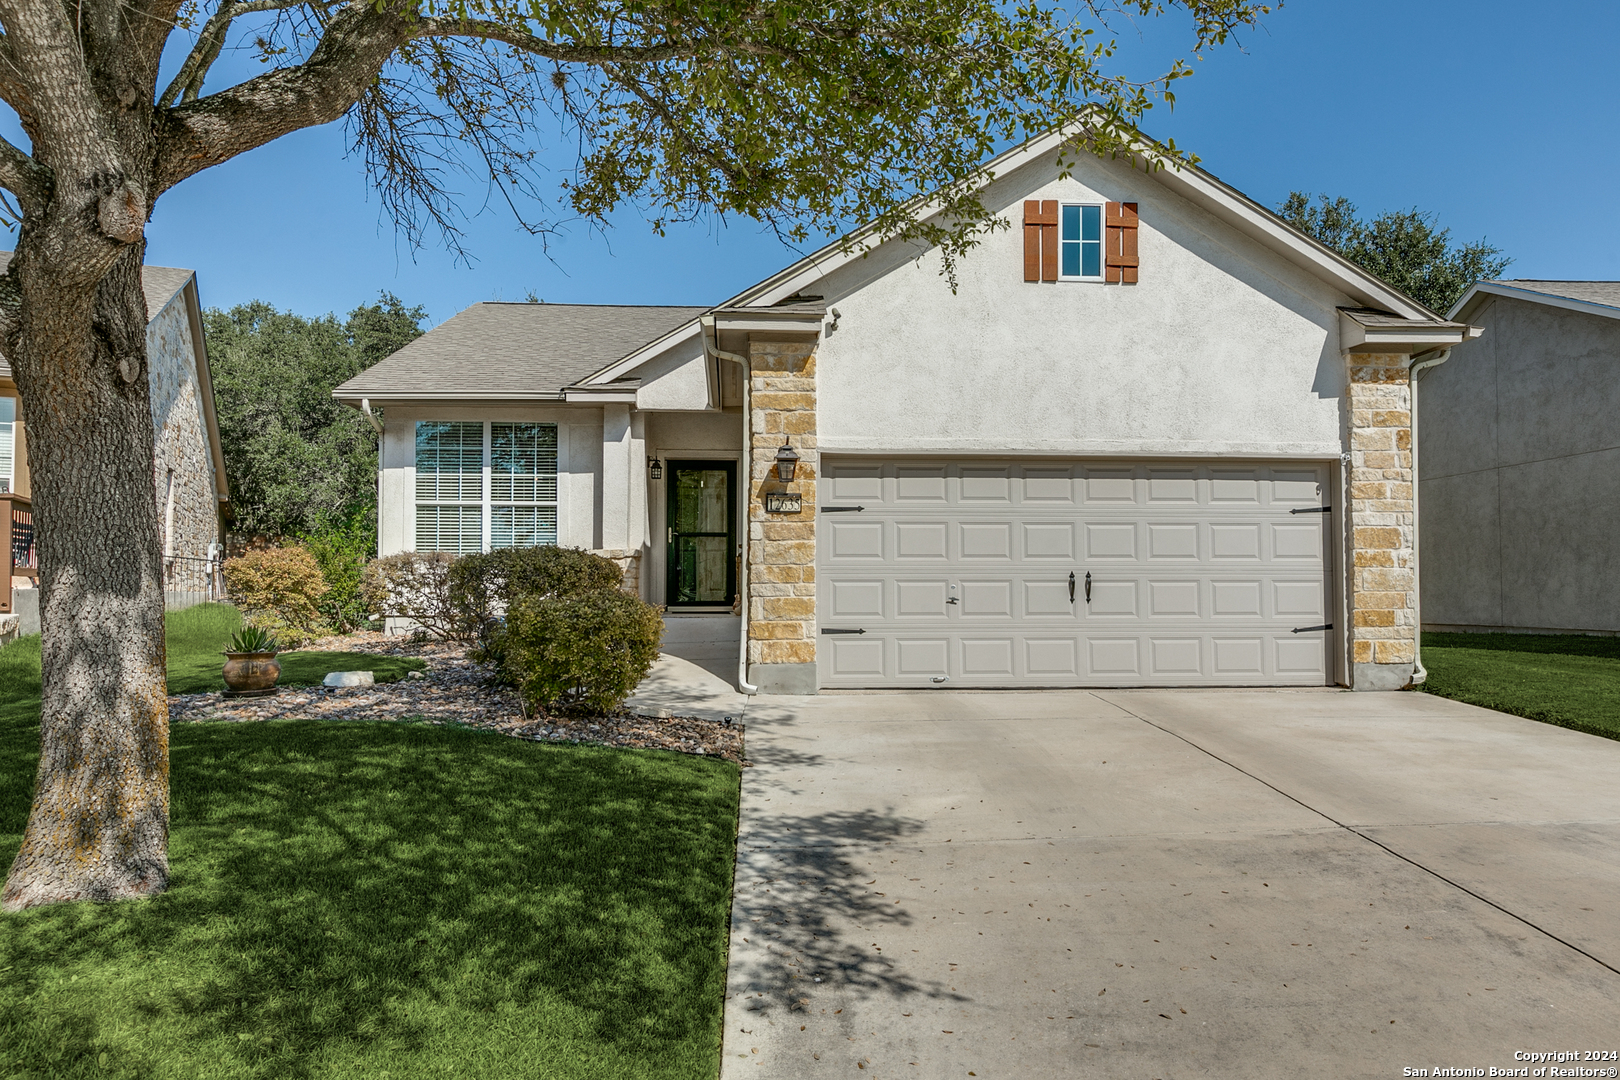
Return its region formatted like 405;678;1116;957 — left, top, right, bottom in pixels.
773;439;800;483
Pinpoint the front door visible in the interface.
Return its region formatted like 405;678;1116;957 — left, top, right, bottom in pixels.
666;461;737;608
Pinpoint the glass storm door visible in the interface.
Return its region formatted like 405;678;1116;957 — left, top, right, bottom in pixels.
667;461;737;607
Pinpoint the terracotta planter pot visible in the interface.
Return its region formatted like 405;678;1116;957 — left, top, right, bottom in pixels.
222;652;281;693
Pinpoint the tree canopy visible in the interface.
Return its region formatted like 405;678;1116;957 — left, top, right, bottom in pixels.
206;293;425;542
1279;192;1511;315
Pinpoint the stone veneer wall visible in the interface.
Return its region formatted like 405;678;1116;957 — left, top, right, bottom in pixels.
146;295;220;562
1346;353;1416;689
746;339;818;694
589;548;643;598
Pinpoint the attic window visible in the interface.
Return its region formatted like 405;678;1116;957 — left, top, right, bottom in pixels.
1059;203;1104;281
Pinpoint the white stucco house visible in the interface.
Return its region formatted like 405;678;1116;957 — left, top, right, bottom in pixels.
335;127;1481;693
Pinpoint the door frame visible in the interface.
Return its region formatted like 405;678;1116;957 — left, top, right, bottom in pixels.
664;458;739;609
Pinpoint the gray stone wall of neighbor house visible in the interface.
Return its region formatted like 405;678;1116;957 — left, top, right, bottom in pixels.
146;295;220;561
1419;294;1620;634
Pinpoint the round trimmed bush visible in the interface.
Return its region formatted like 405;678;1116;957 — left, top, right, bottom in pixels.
503;588;662;715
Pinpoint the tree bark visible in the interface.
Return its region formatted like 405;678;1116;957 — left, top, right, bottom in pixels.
1;242;169;910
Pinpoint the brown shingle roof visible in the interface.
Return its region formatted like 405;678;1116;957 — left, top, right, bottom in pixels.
333;301;709;400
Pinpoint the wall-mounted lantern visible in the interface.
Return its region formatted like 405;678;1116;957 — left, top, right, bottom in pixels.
773;439;800;483
648;457;664;481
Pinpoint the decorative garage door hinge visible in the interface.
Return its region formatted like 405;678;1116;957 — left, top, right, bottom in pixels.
821;628;866;635
820;506;865;513
1289;506;1332;514
1291;624;1333;634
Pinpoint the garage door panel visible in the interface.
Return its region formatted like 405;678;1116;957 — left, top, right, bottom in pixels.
1023;522;1076;559
818;459;1330;688
829;519;884;559
895;522;948;559
960;580;1013;617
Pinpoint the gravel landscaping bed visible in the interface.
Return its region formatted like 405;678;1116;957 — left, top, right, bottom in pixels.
168;631;747;764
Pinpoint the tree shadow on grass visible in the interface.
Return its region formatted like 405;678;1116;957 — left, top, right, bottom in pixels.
0;720;740;1080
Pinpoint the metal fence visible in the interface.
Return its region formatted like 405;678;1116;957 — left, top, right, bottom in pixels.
164;554;225;611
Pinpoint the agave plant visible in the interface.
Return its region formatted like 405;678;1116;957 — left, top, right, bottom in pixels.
225;626;281;656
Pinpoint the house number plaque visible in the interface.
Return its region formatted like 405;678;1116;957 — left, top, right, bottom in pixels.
764;492;803;514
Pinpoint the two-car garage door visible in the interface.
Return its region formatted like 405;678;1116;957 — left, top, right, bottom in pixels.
816;459;1334;688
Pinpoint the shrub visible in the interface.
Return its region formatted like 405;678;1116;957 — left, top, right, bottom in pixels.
221;546;330;647
449;547;623;662
360;552;461;639
299;508;376;632
503;589;663;715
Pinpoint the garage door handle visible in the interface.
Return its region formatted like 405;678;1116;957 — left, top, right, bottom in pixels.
1069;571;1076;604
1085;571;1092;604
821;628;866;635
1290;623;1333;633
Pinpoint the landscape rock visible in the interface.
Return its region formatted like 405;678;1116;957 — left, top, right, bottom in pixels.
323;671;376;687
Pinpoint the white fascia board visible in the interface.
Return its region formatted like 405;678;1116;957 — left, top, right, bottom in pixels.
562;384;640;404
1338;312;1480;355
577;318;706;386
332;390;570;404
708;309;826;334
1450;280;1620;324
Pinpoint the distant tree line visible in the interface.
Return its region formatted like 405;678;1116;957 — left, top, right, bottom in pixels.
1278;192;1511;315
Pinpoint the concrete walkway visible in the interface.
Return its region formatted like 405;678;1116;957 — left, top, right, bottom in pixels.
721;689;1620;1079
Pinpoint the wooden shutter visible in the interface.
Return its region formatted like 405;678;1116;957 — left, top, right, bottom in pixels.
1106;202;1139;284
1023;200;1059;283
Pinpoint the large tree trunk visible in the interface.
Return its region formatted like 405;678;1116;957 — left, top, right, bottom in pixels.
0;241;170;911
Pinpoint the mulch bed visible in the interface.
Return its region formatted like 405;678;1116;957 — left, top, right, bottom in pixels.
168;631;746;765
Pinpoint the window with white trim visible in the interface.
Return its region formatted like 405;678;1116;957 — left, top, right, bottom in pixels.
415;421;558;553
1059;202;1104;281
0;396;15;495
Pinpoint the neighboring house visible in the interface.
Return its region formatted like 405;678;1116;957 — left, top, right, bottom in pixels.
0;254;231;630
1420;281;1620;635
335;127;1480;693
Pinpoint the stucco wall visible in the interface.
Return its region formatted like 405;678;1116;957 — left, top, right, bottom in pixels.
1419;294;1620;632
378;404;605;556
810;147;1354;458
146;292;220;560
643;409;743;606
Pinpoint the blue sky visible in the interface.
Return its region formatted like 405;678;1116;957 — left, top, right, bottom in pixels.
8;0;1617;326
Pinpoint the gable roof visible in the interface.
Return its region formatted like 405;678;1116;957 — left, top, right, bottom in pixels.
333;301;708;402
710;124;1450;320
1450;279;1620;323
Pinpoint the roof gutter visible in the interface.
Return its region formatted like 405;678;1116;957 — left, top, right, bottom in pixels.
702;314;758;696
1406;346;1455;687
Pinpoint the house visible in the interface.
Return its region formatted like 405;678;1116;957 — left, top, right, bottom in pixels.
1419;280;1620;635
0;254;231;632
334;127;1481;693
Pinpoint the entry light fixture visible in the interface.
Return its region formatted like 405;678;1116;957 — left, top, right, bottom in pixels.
773;439;800;483
648;457;664;481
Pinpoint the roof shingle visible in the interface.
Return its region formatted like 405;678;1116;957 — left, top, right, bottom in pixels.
333;301;709;400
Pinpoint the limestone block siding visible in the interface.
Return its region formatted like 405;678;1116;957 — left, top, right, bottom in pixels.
747;340;817;668
146;293;220;561
1347;353;1416;683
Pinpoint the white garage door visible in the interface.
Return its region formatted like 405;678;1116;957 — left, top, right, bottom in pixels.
817;459;1333;688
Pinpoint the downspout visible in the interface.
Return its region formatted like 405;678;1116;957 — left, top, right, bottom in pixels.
360;398;384;435
1406;347;1453;686
702;316;759;695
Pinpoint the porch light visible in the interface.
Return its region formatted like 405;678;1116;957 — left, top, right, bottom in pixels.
649;457;664;481
773;439;800;483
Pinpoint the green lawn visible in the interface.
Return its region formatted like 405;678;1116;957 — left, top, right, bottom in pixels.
0;609;741;1079
1421;631;1620;740
162;604;427;694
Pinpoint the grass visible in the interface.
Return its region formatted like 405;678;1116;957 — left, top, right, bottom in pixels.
162;604;426;694
1420;631;1620;740
0;610;741;1079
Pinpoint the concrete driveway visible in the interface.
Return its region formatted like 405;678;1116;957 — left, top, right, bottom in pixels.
720;689;1620;1079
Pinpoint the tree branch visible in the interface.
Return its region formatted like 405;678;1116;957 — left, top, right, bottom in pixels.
0;131;49;209
158;0;314;109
